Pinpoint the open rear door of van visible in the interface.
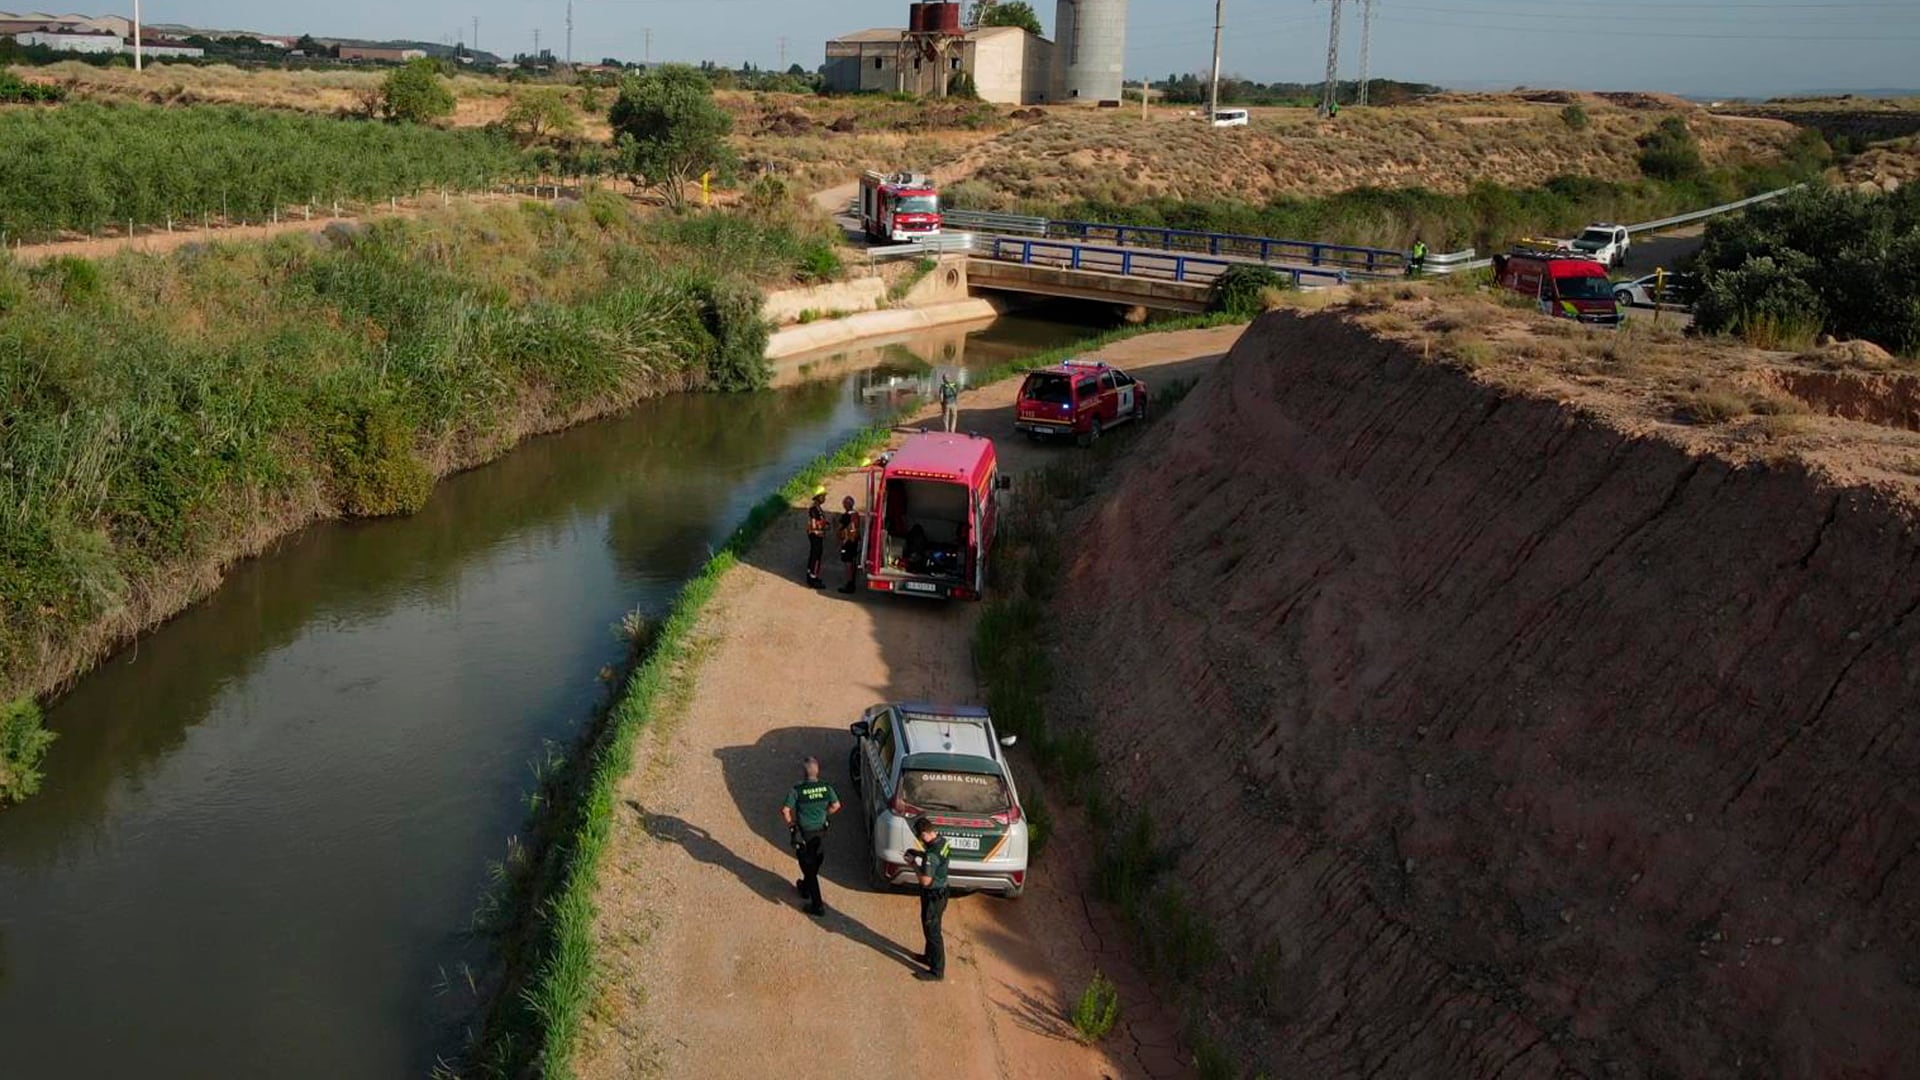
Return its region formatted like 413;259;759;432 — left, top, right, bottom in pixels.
863;463;886;581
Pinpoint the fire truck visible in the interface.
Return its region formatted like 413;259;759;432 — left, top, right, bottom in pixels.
859;170;943;244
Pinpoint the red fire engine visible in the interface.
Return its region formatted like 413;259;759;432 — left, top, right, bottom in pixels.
859;170;943;244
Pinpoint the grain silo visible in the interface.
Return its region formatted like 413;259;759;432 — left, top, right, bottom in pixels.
1050;0;1128;104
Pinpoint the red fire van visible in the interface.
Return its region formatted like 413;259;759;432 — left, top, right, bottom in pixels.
861;432;1008;601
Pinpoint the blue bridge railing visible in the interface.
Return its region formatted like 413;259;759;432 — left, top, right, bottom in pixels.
1046;219;1405;275
982;236;1352;289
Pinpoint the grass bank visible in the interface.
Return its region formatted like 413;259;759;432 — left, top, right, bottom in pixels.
0;194;839;731
0;698;55;805
473;312;1239;1079
970;382;1253;1080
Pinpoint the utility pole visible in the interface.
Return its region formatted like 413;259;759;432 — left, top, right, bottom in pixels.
1358;0;1375;106
473;16;480;55
133;0;142;72
565;0;573;65
778;36;788;67
533;27;541;60
1140;77;1149;120
644;28;653;65
1320;0;1343;118
1207;0;1224;122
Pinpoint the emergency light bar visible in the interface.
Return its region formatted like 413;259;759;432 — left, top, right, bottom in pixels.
1060;358;1110;369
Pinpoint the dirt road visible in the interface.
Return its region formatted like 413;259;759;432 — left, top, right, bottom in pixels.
575;325;1244;1079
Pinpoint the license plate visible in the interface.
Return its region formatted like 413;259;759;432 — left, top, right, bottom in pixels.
946;835;981;851
903;581;939;594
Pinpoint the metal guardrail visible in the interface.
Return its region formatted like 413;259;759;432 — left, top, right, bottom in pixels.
1048;219;1405;275
1625;185;1797;235
941;209;1050;236
866;232;976;262
980;236;1349;289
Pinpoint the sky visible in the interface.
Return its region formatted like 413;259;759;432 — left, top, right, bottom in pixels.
125;1;1919;98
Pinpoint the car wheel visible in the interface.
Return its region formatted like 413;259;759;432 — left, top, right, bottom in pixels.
1615;289;1633;307
1134;397;1148;422
1079;418;1101;448
847;745;862;791
869;852;892;891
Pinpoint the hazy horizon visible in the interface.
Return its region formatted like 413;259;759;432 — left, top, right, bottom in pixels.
72;1;1920;99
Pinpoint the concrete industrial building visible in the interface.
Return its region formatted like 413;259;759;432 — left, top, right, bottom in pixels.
825;0;1128;106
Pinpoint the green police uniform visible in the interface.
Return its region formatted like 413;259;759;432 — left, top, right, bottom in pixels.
919;834;953;978
785;779;838;913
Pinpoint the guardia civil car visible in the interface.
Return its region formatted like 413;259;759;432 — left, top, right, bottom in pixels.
846;702;1029;898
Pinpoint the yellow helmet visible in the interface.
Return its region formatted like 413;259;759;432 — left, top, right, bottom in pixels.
812;485;828;498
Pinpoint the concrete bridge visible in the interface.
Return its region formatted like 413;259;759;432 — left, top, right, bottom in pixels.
964;235;1357;312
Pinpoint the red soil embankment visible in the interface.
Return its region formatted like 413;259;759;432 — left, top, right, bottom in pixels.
1051;311;1920;1078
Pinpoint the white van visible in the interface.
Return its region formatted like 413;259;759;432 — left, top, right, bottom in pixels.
1210;108;1249;127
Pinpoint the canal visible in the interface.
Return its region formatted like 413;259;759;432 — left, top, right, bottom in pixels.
0;312;1094;1078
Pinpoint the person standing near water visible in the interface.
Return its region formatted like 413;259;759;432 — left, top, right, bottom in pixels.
939;373;959;433
804;488;829;588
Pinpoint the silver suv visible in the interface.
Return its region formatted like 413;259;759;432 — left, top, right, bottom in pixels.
846;702;1029;898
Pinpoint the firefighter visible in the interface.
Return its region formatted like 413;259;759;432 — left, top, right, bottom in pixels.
836;494;861;594
908;815;952;980
804;487;829;588
1409;236;1429;277
781;757;841;916
939;373;960;433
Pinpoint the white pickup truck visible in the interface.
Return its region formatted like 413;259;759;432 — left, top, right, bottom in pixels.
1570;223;1631;268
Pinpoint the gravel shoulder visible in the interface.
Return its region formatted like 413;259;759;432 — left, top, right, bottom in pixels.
574;324;1244;1079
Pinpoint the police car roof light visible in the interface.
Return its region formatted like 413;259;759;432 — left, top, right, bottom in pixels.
1061;358;1109;370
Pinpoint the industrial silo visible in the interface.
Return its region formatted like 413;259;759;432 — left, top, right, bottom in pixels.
1050;0;1128;104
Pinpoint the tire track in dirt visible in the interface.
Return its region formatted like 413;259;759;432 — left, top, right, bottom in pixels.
574;325;1244;1079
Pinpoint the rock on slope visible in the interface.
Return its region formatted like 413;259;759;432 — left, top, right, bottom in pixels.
1050;311;1920;1078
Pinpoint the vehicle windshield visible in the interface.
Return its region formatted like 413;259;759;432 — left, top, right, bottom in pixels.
1573;230;1611;249
895;195;939;214
1557;275;1616;300
903;768;1012;815
1022;373;1073;405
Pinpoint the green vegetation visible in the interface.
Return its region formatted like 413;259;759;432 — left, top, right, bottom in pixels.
0;102;520;242
1071;971;1122;1043
0;195;830;707
611;65;736;209
1153;73;1439;107
380;58;456;123
981;1;1045;35
0;697;56;804
0;65;63;103
1695;184;1920;355
1561;103;1590;131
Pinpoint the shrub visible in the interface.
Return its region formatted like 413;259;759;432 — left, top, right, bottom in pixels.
611;65;735;209
1209;264;1291;317
1637;116;1705;182
1071;972;1122;1043
381;58;456;124
1560;103;1590;131
1;697;57;804
504;86;581;143
688;276;771;390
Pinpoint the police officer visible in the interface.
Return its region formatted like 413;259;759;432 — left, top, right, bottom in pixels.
909;815;951;980
781;757;841;916
804;487;829;588
836;494;861;595
1409;236;1429;277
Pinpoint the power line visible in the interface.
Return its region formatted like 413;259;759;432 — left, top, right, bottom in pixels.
1358;0;1375;105
1381;12;1920;40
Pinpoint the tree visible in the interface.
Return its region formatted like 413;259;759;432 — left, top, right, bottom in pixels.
981;1;1044;36
381;58;455;124
609;65;734;209
504;86;581;142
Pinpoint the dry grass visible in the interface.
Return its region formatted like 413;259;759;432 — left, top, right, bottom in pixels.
954;98;1798;206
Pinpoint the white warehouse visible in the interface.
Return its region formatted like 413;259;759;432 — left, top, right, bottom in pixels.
825;0;1129;106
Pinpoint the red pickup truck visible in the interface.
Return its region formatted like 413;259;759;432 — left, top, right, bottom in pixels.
1012;359;1148;446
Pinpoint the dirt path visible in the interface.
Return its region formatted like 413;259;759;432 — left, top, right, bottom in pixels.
577;325;1245;1079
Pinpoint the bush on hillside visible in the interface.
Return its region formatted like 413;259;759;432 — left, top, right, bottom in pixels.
0;65;62;103
610;65;735;209
1637;116;1706;182
1694;185;1920;355
1560;103;1590;131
